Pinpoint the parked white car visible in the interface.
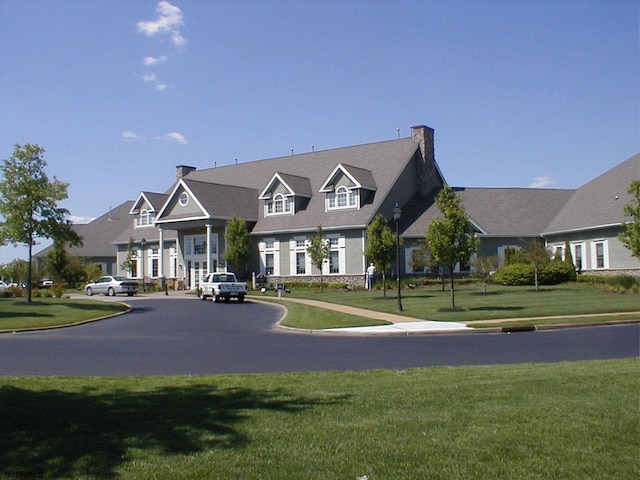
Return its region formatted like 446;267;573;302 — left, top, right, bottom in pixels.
85;276;139;297
0;281;7;292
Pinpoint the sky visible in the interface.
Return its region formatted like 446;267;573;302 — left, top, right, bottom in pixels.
0;0;638;263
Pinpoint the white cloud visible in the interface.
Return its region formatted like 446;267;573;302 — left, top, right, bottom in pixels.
530;176;555;188
142;55;167;66
142;72;158;84
159;132;188;144
137;1;186;47
122;131;143;141
141;72;168;91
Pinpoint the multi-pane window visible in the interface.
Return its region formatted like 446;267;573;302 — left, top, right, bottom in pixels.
595;242;605;269
296;252;306;274
135;209;155;227
327;186;357;210
265;253;274;275
194;237;206;255
260;238;279;276
265;193;293;216
329;250;340;274
573;244;583;271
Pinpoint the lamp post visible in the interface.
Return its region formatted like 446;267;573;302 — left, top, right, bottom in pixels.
140;238;146;292
392;203;403;312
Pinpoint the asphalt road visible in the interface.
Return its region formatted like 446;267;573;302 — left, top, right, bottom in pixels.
1;296;638;376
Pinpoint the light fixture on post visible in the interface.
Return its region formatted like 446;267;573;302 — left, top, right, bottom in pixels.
392;203;403;312
140;238;146;292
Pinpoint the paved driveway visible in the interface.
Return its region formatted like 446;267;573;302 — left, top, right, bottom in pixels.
1;295;638;376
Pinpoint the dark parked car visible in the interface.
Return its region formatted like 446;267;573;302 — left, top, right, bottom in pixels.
85;276;139;297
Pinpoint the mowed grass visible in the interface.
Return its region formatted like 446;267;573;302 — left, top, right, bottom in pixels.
260;282;640;328
0;297;128;330
1;359;638;479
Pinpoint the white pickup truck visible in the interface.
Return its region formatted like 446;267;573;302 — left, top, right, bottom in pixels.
198;272;248;303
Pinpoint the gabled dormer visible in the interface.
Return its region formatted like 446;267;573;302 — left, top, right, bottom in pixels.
259;172;312;217
130;191;168;228
319;163;377;211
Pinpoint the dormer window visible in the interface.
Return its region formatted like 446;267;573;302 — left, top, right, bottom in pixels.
327;186;358;210
260;172;309;217
135;209;155;227
265;193;293;216
320;163;375;212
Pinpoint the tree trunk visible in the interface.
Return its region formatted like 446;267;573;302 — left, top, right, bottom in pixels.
27;237;33;304
450;267;456;310
382;271;387;298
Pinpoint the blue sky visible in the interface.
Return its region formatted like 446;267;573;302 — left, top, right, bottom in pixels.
0;0;638;263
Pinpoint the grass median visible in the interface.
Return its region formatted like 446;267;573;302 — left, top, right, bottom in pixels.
1;359;637;479
256;282;640;329
0;297;129;331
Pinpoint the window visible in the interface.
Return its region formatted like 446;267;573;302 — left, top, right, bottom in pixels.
573;244;583;271
265;253;274;275
329;250;340;274
324;235;345;275
265;193;293;216
135;209;155;227
151;258;158;277
290;236;309;275
591;241;608;270
595;242;605;269
259;238;279;276
327;186;358;210
194;237;206;255
296;252;306;275
179;192;189;206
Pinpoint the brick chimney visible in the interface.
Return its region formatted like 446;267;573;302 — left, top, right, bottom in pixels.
176;165;196;180
411;125;440;196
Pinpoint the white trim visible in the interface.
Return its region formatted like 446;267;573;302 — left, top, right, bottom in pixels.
319;163;362;193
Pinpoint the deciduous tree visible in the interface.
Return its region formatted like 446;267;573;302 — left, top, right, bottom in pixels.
365;214;397;297
307;225;331;292
223;217;251;279
619;180;640;258
0;144;81;302
425;185;479;309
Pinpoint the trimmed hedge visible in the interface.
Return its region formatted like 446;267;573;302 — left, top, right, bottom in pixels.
493;262;576;286
492;264;535;286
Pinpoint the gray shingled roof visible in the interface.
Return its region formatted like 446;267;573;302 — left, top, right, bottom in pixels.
36;201;135;257
402;187;574;238
544;153;640;234
184;138;420;233
340;164;377;190
272;173;313;197
183;179;259;221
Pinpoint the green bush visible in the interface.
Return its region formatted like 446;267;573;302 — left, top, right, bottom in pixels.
492;264;535;286
539;262;577;284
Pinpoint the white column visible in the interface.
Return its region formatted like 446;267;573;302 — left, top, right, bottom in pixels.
206;224;212;274
158;228;164;277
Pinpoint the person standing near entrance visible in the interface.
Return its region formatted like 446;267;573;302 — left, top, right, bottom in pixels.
366;263;376;290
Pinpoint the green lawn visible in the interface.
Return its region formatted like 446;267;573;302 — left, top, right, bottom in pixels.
0;297;129;331
257;282;640;328
1;359;637;479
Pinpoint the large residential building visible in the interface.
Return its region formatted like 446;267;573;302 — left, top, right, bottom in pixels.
37;125;640;287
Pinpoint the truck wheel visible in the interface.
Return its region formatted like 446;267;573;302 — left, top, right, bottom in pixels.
214;294;220;303
224;296;230;303
238;295;245;303
199;289;206;300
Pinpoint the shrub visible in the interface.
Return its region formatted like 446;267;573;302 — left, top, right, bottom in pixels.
539;262;577;284
492;264;535;286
